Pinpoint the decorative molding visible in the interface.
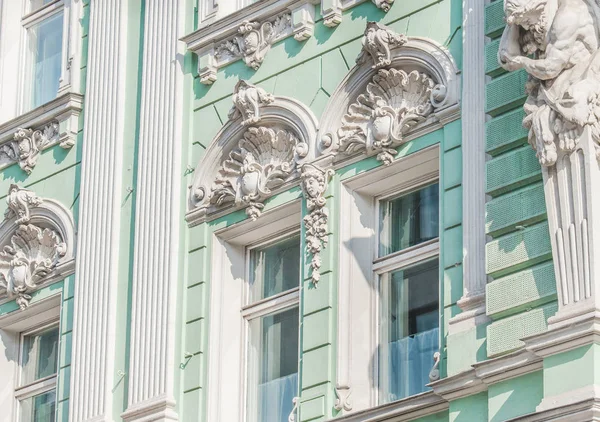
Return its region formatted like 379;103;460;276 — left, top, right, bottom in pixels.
182;0;317;85
229;80;274;125
288;397;300;422
5;185;42;224
356;22;407;69
0;224;66;310
322;0;394;28
319;29;460;168
214;15;291;70
187;83;318;225
334;385;352;412
497;0;600;330
301;164;334;284
0;185;75;310
1;124;59;174
338;67;441;165
0;92;82;174
202;126;307;220
428;351;441;382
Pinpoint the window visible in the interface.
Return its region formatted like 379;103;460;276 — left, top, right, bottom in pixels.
376;183;440;404
16;322;59;422
23;0;65;110
244;234;300;422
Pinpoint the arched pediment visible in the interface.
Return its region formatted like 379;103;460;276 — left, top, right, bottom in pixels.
0;185;76;309
318;22;461;165
187;80;319;224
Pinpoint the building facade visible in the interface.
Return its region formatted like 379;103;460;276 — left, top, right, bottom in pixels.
0;0;597;421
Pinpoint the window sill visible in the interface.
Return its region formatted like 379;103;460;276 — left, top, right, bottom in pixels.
328;391;448;422
0;92;83;174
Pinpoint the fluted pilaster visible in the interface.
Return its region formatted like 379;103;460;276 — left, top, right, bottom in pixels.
69;1;129;420
121;1;184;420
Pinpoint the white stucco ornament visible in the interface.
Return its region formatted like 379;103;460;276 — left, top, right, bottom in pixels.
215;15;291;70
338;68;439;165
357;22;407;69
0;123;59;174
0;224;66;310
229;80;275;125
4;184;43;224
208;126;307;220
301;164;334;285
498;0;600;328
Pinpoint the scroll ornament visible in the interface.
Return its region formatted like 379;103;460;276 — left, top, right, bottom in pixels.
498;0;600;166
228;80;275;125
338;68;440;165
301;164;334;285
215;15;291;70
0;186;66;310
0;123;59;174
356;22;407;69
198;126;308;220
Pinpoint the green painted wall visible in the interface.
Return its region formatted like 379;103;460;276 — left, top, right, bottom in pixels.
488;371;543;422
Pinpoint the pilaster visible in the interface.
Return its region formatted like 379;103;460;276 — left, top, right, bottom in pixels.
450;0;488;333
121;0;185;420
69;1;129;420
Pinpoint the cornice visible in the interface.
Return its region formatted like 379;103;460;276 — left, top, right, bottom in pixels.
0;92;83;174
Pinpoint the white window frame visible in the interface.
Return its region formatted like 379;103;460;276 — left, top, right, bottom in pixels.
206;200;301;422
18;0;68;113
336;144;441;414
0;295;61;422
242;229;301;422
15;319;60;422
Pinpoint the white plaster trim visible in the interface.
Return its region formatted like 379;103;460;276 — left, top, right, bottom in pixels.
318;36;460;166
326;391;448;422
0;294;61;331
335;145;440;413
509;388;600;421
182;0;318;84
68;0;128;420
0;92;82;173
122;0;185;419
186;94;318;225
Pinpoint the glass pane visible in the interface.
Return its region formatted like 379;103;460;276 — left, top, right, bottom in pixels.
247;307;299;422
379;183;439;256
249;235;300;302
379;259;439;404
30;0;55;12
20;390;56;422
22;326;59;385
30;12;63;108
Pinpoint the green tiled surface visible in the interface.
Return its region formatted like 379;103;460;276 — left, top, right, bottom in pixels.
487;261;557;318
487;302;557;356
486;69;528;116
485;0;505;38
485;39;505;77
486;146;541;197
486;221;552;277
486;108;528;155
486;183;546;236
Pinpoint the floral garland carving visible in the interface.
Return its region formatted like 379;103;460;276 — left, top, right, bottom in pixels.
301;164;334;285
215;15;291;70
0;123;59;174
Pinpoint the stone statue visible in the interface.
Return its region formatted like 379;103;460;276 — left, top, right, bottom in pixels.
498;0;600;165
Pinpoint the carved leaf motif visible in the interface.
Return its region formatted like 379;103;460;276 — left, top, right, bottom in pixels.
0;224;66;309
338;68;436;164
208;126;304;220
2;123;60;174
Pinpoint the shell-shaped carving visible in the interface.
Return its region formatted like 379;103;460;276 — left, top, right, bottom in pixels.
0;224;66;309
208;127;303;219
338;68;438;164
